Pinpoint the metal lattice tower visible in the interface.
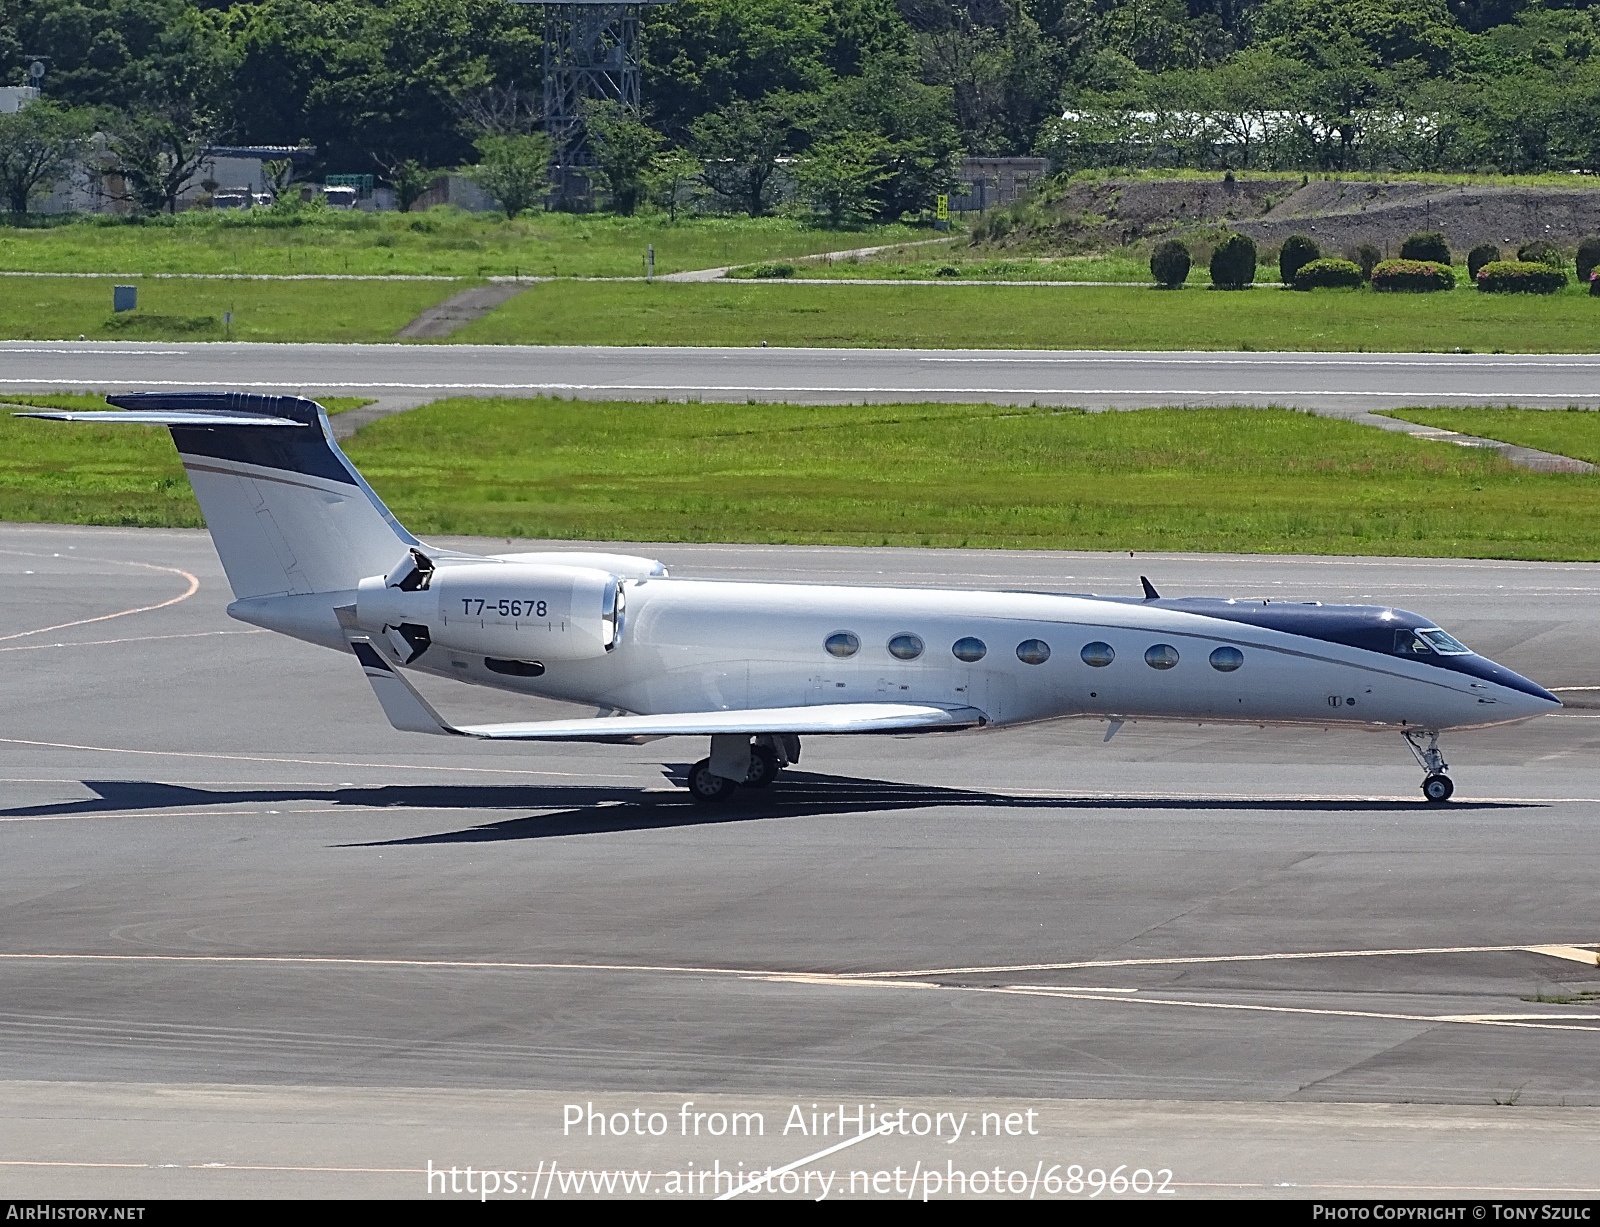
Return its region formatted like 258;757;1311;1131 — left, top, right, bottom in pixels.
511;0;670;196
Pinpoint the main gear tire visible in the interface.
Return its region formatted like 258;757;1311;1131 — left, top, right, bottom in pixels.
688;758;739;804
745;744;781;789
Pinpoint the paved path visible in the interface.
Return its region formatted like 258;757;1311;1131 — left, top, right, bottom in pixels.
393;283;531;339
5;341;1599;414
659;237;952;282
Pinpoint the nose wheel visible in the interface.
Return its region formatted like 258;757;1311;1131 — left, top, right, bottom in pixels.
1404;730;1453;803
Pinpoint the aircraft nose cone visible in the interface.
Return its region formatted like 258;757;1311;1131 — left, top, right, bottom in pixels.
1494;664;1562;713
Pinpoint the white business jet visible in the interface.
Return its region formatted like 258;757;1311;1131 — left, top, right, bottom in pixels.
25;394;1559;804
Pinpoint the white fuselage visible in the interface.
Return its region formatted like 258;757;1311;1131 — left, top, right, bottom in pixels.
238;575;1555;733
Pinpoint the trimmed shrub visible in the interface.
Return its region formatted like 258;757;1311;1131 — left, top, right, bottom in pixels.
1278;234;1320;286
1210;232;1257;289
1352;242;1381;282
1590;271;1600;297
1150;238;1191;288
1476;260;1567;294
1293;258;1364;290
1579;236;1600;284
1467;243;1500;279
933;264;960;277
1400;231;1451;264
1517;239;1562;269
1371;259;1456;293
746;262;795;279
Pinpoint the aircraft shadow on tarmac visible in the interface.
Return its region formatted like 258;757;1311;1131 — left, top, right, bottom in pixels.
2;774;1536;845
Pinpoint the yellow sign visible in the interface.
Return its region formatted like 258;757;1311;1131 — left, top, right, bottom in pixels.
935;194;949;220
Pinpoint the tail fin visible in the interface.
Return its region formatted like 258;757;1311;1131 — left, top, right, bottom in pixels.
19;392;417;599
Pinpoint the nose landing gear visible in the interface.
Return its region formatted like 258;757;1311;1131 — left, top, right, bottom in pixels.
1403;730;1453;803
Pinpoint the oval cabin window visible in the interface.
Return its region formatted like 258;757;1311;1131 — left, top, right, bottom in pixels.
825;632;860;658
1016;639;1051;665
1209;646;1244;672
887;633;925;661
951;636;987;663
1080;641;1115;667
1145;643;1180;670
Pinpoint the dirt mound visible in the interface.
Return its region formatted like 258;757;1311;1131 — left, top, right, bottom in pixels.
1235;181;1600;256
985;175;1600;256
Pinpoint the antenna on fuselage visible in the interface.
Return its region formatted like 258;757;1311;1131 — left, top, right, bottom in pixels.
1140;576;1160;601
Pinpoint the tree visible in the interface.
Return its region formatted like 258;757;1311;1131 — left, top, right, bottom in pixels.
641;0;832;136
207;0;545;170
691;97;791;216
800;66;961;219
644;147;704;220
466;134;550;218
263;157;296;202
0;101;93;216
377;158;437;212
105;104;216;215
584;101;663;216
455;83;542;137
794;134;887;224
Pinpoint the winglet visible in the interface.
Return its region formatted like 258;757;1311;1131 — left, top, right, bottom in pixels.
335;606;460;737
1140;575;1160;601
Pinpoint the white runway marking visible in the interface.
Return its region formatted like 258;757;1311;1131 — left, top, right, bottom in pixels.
921;356;1600;369
856;943;1600;980
4;377;1599;400
0;736;638;779
0;628;266;654
0;949;1595;1037
0;553;199;643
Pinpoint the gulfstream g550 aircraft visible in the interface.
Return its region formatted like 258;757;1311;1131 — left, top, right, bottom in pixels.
25;393;1560;804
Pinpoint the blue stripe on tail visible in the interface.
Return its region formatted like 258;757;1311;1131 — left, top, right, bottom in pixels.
108;392;359;487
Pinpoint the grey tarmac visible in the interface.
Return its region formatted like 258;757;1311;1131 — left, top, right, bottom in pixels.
6;340;1600;413
1;524;1597;1199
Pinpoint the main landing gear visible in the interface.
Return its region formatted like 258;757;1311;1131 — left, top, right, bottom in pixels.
1403;729;1454;803
687;734;801;804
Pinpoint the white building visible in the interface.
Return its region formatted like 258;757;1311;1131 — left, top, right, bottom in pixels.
0;85;40;114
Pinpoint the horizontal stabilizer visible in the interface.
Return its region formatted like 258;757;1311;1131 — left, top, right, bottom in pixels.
340;623;985;741
15;410;304;427
348;639;459;736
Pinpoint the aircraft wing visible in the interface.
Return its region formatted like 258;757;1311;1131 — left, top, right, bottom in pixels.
346;636;985;742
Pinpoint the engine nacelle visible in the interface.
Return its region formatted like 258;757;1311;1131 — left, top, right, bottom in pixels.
356;558;622;664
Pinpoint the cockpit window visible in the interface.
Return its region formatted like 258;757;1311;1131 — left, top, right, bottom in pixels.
1393;630;1433;655
1416;628;1471;655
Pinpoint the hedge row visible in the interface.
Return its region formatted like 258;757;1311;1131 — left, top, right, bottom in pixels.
1147;233;1597;294
1292;258;1364;289
1372;259;1457;292
1476;261;1568;294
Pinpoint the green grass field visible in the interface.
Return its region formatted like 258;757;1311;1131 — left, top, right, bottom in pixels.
452;279;1600;350
1387;408;1600;462
0;393;366;526
0;275;457;341
733;247;1173;282
0;213;921;278
347;399;1600;558
10;395;1600;556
